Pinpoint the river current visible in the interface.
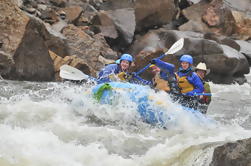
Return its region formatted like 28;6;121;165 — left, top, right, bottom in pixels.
0;72;251;166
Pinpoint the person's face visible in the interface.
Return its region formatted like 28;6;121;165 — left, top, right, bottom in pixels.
120;60;130;71
181;62;190;70
196;70;206;79
151;66;160;74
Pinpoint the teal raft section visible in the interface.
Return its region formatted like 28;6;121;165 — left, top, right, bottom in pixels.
92;82;214;128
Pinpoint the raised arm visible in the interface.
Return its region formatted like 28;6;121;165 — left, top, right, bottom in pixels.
151;59;175;74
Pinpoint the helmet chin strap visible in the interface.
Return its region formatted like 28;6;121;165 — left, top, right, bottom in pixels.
179;66;192;73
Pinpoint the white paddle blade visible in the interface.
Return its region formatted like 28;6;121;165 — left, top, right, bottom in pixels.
59;65;89;80
165;38;184;55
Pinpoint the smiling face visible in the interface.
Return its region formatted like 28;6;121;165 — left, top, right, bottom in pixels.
181;61;190;70
120;60;130;71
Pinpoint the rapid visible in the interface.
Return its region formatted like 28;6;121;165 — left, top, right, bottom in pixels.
0;72;251;166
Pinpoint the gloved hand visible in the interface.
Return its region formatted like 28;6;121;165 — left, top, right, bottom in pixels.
117;72;126;81
150;58;158;64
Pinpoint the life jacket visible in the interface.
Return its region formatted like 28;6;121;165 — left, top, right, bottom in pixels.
152;72;180;94
176;71;194;93
202;81;211;104
152;73;170;92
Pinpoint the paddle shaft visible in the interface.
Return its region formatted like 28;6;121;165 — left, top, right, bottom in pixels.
194;93;212;96
135;38;184;75
136;53;167;75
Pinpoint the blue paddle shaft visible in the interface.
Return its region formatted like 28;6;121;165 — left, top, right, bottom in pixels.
194;93;212;96
136;54;166;75
135;38;184;76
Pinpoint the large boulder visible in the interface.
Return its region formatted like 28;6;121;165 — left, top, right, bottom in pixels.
92;8;136;45
179;0;251;40
210;138;251;166
61;6;83;24
231;10;251;40
0;0;54;81
204;33;240;51
180;0;235;36
61;24;117;77
223;0;251;15
91;10;118;39
0;51;14;76
235;40;251;65
100;0;177;32
129;29;250;84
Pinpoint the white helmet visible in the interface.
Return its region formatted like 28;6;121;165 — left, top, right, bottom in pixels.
195;62;210;75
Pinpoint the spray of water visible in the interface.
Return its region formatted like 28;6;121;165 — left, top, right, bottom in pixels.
0;80;251;166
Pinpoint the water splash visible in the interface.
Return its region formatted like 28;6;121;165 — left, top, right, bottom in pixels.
0;80;251;166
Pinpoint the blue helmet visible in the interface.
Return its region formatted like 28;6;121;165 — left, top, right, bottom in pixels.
120;54;133;63
180;54;193;64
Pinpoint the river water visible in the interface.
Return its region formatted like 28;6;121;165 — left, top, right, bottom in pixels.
0;72;251;166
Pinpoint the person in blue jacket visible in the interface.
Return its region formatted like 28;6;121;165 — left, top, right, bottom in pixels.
97;54;134;84
150;54;204;109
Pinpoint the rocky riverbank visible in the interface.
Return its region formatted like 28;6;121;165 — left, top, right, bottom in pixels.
0;0;250;83
0;0;251;165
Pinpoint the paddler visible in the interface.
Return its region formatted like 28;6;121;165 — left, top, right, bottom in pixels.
195;62;212;114
150;54;204;110
97;54;134;84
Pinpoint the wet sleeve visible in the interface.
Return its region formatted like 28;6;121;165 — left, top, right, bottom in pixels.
97;64;118;83
154;59;175;74
130;74;153;86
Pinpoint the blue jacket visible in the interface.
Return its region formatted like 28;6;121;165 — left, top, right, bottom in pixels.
97;64;121;84
154;59;204;96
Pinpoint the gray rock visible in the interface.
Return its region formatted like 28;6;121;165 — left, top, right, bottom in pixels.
108;8;135;45
235;40;251;65
7;18;55;81
210;138;251;166
100;0;177;33
129;29;250;84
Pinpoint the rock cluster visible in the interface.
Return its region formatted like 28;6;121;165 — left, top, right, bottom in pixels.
0;0;250;83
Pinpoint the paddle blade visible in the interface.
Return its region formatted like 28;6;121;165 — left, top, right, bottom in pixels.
59;65;89;81
165;38;184;55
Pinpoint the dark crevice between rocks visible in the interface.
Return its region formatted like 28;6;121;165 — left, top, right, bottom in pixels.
233;73;248;85
75;63;91;76
178;0;192;10
172;0;192;29
242;53;251;66
104;35;132;54
0;64;5;71
176;12;189;28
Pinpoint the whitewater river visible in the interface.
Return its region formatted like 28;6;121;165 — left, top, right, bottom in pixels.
0;73;251;166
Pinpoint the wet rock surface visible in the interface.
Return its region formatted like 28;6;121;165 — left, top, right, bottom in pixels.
210;138;251;166
0;0;250;83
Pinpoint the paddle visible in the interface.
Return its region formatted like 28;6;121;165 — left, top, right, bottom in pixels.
194;93;212;96
59;38;184;81
59;65;89;81
135;38;184;75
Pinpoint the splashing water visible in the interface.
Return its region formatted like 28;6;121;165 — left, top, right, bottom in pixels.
0;76;251;166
